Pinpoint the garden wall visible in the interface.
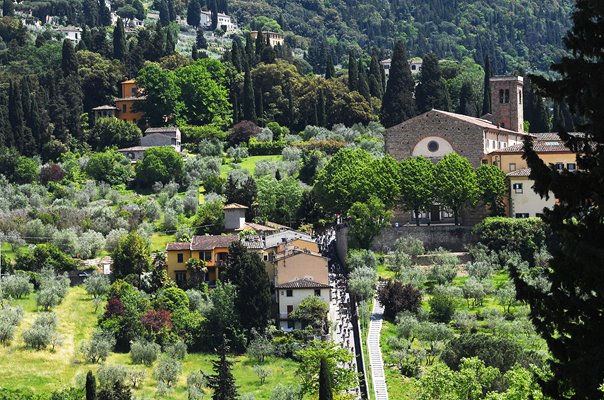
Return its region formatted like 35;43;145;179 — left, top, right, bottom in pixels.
371;225;477;253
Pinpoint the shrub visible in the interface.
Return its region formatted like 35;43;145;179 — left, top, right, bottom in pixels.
282;146;302;161
181;125;227;144
429;293;457;323
229;120;260;146
0;321;16;346
248;138;286;155
377;280;422;320
0;273;33;299
36;268;70;310
394;237;425;258
346;249;378;272
270;383;300;400
247;334;274;364
130;339;161;366
428;249;458;285
165;340;188;360
463;277;486;307
80;329;116;363
226;146;249;162
187;371;207;400
84;274;110;300
153;356;182;387
23;312;57;350
198;138;224;156
97;364;128;390
253;364;271;384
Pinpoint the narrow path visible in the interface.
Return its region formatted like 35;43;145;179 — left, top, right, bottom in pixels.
367;294;388;400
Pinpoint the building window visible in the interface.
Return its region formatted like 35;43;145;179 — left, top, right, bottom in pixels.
555;163;564;171
499;89;504;103
481;159;489;165
287;320;295;329
286;305;294;316
286;289;293;297
199;251;212;262
263;254;268;261
177;253;184;263
515;213;530;218
314;289;321;296
505;89;510;103
567;163;576;171
411;65;417;70
509;163;516;172
175;271;186;286
122;104;127;113
427;140;439;152
513;183;523;194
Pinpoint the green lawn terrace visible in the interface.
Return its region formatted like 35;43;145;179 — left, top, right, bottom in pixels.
0;287;301;399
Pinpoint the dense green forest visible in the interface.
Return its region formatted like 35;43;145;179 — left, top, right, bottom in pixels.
231;0;574;73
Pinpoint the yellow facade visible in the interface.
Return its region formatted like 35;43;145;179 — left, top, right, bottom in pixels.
488;152;577;173
116;80;145;124
166;246;230;286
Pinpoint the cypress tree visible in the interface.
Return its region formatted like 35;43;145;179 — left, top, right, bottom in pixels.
519;2;604;398
347;51;358;92
380;41;416;128
85;371;96;400
8;80;23;150
210;0;218;30
197;29;208;49
319;357;333;400
187;0;201;27
159;0;170;25
415;53;450;113
28;91;46;152
456;81;476;116
256;89;264;126
208;339;239;400
83;0;99;27
255;30;265;59
167;0;176;21
317;89;326;127
113;18;126;61
287;88;295;128
358;67;371;101
482;55;492;115
325;53;335;79
312;99;319;126
242;65;256;122
368;53;383;98
3;0;15;17
524;77;550;132
232;91;239;124
192;44;199;60
261;45;276;64
61;39;78;76
81;26;92;50
244;32;255;66
166;29;176;54
98;0;111;26
230;37;243;72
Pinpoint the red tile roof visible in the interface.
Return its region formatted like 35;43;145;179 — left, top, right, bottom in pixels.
224;203;248;209
507;168;532;177
489;142;572;154
276;278;330;289
166;235;238;251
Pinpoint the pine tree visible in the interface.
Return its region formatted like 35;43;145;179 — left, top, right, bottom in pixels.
113;18;126;61
325;53;335;79
519;2;604;398
208;339;239;400
242;65;256;123
380;41;416;128
358;67;371;101
318;357;333;400
85;371;96;400
482;55;492;115
98;0;111;26
187;0;201;27
347;51;358;92
368;53;383;98
159;0;170;25
415;53;450;113
3;0;14;17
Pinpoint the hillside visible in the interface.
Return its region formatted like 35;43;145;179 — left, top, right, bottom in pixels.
230;0;574;73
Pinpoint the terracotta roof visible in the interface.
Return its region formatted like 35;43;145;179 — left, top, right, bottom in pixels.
433;110;527;135
117;146;149;152
92;105;118;111
190;235;238;250
145;127;179;134
507;168;532;177
236;222;276;232
116;96;146;101
276;278;330;289
224;203;248;209
242;239;265;249
489;142;572;154
532;132;585;140
166;242;191;251
122;79;136;84
273;249;326;261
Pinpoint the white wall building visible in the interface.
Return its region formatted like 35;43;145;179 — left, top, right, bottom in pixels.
200;10;236;31
276;280;331;330
57;26;83;45
380;57;423;78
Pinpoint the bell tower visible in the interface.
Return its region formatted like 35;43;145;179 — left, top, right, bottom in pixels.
490;76;524;133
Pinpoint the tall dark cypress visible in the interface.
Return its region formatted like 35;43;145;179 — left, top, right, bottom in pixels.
113;17;126;60
317;88;326;127
287;88;295;128
456;81;476;116
3;0;15;17
187;0;201;27
242;65;256;123
98;0;111;26
347;51;358;92
85;371;96;400
244;32;255;66
232;91;239;124
83;0;99;27
357;67;371;101
325;53;335;79
167;0;176;21
61;39;78;77
518;2;604;398
210;0;218;30
230;37;243;72
158;0;170;25
318;357;333;400
191;44;199;60
256;89;264;126
380;41;416;128
415;53;450;113
524;77;550;132
8;80;23;150
254;30;265;59
368;53;383;98
81;26;92;50
482;55;492;115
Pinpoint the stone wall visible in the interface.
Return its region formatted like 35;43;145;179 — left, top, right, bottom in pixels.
370;225;477;253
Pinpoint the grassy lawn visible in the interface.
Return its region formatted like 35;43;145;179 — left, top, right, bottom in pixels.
220;155;282;178
150;233;176;252
0;287;301;399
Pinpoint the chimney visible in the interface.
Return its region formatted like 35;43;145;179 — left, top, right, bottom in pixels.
490;76;524;133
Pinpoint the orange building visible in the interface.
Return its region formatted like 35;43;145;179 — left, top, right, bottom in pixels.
115;79;145;124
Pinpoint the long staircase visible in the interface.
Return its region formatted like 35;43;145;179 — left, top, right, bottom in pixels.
367;295;388;400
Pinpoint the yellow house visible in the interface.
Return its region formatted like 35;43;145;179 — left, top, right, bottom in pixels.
115;79;145;124
250;31;285;47
166;235;238;286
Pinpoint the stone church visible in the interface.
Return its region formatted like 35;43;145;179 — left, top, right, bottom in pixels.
385;76;532;224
